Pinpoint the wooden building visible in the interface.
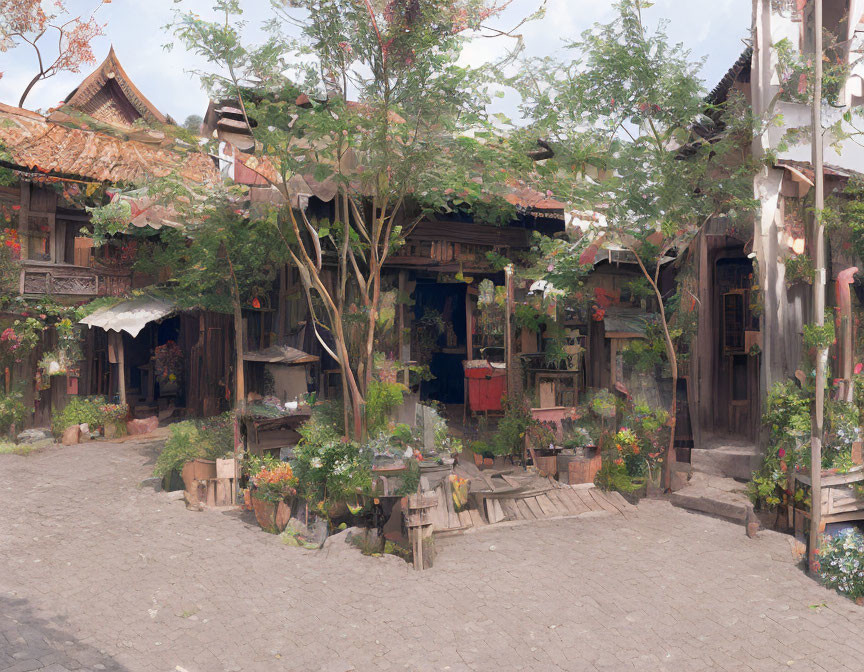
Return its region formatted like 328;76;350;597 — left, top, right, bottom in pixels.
0;49;220;428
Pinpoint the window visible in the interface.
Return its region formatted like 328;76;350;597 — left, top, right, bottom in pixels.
25;212;52;262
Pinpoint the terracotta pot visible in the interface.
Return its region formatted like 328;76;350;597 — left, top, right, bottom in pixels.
276;499;293;530
252;496;292;534
242;488;252;511
473;452;483;468
252;497;279;533
857;596;864;607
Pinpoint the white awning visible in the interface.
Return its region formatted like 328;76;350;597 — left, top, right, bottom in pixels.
243;345;319;365
80;297;176;337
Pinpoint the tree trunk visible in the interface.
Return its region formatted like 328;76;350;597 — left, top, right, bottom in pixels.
633;253;677;491
231;292;246;415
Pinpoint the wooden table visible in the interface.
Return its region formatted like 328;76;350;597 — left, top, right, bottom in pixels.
243;410;312;457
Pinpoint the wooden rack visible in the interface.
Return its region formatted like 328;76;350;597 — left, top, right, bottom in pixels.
788;467;864;534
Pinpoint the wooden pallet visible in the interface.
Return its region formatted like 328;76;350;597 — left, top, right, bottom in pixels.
454;475;636;530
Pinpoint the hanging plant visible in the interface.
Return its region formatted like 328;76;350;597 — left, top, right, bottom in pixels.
784;253;814;287
154;340;184;383
38;350;71;377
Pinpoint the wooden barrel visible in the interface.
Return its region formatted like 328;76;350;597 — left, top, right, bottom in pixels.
535;454;558;478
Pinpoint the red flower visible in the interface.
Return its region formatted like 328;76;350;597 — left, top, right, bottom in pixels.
614;458;624;466
778;448;786;458
856;363;863;375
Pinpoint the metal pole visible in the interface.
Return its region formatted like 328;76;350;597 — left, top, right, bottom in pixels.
810;0;825;574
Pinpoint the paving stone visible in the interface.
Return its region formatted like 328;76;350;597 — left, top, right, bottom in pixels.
3;440;864;671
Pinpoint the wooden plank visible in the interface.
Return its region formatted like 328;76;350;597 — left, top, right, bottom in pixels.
500;474;523;488
457;509;473;528
514;498;534;520
468;507;486;527
499;498;520;521
525;496;546;519
574;487;602;512
605;490;636;511
562;488;591;514
536;493;560;517
549;488;579;515
588;488;620;514
485;498;506;524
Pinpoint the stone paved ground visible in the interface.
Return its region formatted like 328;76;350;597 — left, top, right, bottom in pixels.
3;440;864;672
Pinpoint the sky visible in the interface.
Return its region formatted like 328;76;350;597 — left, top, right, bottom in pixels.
0;0;753;125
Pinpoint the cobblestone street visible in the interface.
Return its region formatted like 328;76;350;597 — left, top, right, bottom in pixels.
3;439;864;672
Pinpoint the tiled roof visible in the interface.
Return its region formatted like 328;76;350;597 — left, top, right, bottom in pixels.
63;47;169;126
0;103;218;185
706;47;753;106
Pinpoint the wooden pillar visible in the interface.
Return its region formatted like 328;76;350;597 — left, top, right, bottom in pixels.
464;287;473;425
114;332;127;406
504;265;514;399
810;0;824;573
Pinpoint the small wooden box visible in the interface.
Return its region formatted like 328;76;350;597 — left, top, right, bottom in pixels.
216;458;236;480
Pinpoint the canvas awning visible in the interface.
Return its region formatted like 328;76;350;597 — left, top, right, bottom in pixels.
80;297;176;337
242;345;318;365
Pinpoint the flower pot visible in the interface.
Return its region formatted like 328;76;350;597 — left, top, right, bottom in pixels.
253;496;292;533
276;499;293;531
856;596;864;607
473;451;483;468
242;488;252;511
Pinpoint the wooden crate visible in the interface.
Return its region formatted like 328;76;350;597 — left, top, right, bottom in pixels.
568;454;602;485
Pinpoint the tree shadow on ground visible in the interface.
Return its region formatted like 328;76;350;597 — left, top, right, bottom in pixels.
0;594;129;671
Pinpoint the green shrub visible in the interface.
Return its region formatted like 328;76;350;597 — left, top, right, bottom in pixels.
0;389;27;436
51;396;107;436
365;380;405;436
153;412;234;477
594;460;642;493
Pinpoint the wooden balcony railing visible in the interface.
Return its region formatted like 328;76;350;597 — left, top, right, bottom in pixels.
20;261;132;297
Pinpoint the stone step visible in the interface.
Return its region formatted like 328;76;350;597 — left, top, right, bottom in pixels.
670;474;752;524
690;443;761;481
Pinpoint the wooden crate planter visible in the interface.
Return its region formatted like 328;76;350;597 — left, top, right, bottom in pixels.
568;454;602;485
789;466;864;534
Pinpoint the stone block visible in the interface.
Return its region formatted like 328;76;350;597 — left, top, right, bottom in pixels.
126;416;159;435
61;425;80;446
16;428;52;444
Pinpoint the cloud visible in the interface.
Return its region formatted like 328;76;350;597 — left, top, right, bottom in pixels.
0;0;751;124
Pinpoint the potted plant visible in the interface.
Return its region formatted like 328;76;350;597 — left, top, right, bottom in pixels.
249;460;297;533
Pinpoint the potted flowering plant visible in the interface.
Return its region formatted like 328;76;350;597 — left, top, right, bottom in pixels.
250;459;297;533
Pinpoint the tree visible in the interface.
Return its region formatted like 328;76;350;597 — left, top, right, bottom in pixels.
514;0;757;489
182;114;203;134
167;0;519;438
0;0;108;108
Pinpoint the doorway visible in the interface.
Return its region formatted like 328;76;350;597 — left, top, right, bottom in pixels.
412;281;466;404
714;255;759;439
